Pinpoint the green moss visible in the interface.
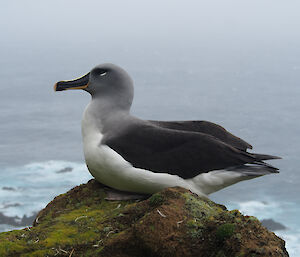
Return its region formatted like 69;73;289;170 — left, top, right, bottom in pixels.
84;246;104;257
183;193;224;221
183;193;233;241
0;186;129;255
186;219;205;239
247;216;259;222
21;249;54;257
42;226;78;247
235;233;242;242
216;223;235;241
149;193;164;206
74;230;98;243
189;228;204;239
0;240;27;256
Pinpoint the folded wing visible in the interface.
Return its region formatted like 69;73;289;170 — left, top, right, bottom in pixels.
103;121;278;179
149;120;253;151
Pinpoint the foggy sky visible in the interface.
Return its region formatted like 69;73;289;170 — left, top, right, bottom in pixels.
1;0;299;167
0;0;299;81
1;0;300;49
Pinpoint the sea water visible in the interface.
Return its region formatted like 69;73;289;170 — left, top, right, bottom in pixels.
0;44;299;255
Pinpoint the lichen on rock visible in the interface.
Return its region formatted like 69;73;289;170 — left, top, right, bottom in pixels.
0;179;289;257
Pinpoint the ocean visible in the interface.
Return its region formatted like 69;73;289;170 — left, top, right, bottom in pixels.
1;1;300;255
1;47;299;254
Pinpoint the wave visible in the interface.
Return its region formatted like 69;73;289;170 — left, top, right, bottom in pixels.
276;231;300;257
228;200;281;220
0;160;92;221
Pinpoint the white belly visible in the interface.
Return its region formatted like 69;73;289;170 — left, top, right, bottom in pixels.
83;133;200;195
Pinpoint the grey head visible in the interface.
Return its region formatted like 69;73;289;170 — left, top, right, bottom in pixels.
54;63;134;112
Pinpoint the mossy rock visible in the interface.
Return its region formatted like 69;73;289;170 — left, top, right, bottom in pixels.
0;179;289;257
216;223;236;242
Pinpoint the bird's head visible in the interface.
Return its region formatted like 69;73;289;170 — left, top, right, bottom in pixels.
54;63;134;110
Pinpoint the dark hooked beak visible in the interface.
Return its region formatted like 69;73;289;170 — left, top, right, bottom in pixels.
54;72;90;91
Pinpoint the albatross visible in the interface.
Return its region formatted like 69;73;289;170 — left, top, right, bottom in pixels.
54;63;280;199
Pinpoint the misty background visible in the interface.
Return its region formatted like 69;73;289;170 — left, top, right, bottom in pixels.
0;0;299;255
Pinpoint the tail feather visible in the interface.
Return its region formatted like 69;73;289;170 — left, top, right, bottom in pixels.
237;151;281;175
230;164;279;176
250;153;281;161
253;161;279;170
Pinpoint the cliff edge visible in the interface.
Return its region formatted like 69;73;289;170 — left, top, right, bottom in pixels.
0;179;289;257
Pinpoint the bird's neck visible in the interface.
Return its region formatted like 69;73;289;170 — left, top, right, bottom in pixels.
82;99;131;136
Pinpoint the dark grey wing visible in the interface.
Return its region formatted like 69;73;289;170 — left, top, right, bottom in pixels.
103;122;273;179
149;120;253;151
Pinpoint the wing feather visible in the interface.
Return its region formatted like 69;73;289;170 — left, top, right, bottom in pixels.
149;120;252;151
103;122;259;179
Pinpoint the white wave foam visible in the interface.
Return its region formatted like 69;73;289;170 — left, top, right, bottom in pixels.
0;224;24;232
236;200;281;220
0;160;93;219
276;231;300;257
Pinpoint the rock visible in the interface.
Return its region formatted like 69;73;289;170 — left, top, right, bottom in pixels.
55;167;73;173
0;179;289;257
261;219;287;231
0;212;37;227
2;186;16;191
